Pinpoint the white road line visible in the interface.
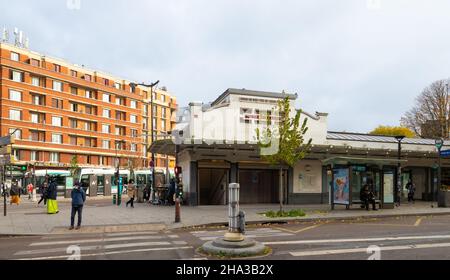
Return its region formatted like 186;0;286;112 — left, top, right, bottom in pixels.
168;235;179;239
15;246;194;260
31;235;167;246
263;234;450;245
290;242;450;257
106;231;158;237
16;241;172;256
172;241;188;245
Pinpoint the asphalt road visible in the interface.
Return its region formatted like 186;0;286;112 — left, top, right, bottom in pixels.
1;214;450;260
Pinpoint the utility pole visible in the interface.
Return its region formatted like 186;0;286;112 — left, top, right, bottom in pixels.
395;136;405;207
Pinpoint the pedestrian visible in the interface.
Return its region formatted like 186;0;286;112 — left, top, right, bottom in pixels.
46;177;59;214
360;185;378;211
406;180;415;203
126;179;136;208
70;181;86;230
10;182;20;205
168;178;176;205
38;182;47;206
27;182;34;200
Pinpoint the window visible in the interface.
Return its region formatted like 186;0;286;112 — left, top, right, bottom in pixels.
52;98;63;109
31;94;45;106
85;138;92;147
130;100;137;109
115;126;125;136
104;79;109;86
85;90;91;98
152;105;157;116
102;140;110;149
152;118;157;130
130;115;137;123
161;95;166;103
103;109;110;118
85;105;95;115
152;92;157;100
69;119;77;129
9;129;21;140
103;93;111;103
9;90;21;102
52;116;62;127
50;152;59;163
11;71;23;82
87;155;92;164
30;130;45;142
70;103;78;112
30;59;40;67
143;105;148;115
30;112;39;123
131;144;137;152
131;129;138;138
54;64;61;72
10;52;19;61
71;87;78;95
116;111;125;121
52;134;62;144
71;70;77;77
31;76;40;87
12;150;21;161
114;82;121;90
102;124;110;133
84;74;91;82
161;108;166;119
115;97;123;106
70;136;77;145
31;151;41;162
9;110;21;121
161;120;166;132
53;81;63;92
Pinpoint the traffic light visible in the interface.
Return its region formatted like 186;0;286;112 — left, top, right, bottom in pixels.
174;166;182;176
21;166;27;171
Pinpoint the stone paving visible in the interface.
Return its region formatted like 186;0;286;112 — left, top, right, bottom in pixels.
1;196;450;235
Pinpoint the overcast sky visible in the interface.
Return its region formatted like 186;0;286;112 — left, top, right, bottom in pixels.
2;0;450;133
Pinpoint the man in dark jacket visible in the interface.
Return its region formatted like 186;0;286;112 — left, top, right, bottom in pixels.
360;185;377;211
46;178;59;214
70;182;86;230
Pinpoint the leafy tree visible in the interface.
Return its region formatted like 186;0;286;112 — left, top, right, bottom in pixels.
370;126;415;138
69;155;79;178
401;79;450;139
256;97;312;212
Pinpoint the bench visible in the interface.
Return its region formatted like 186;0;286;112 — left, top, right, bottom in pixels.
347;199;382;210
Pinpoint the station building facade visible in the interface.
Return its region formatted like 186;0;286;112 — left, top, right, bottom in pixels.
151;88;449;207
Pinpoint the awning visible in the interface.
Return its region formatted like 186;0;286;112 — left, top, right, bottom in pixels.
322;156;408;166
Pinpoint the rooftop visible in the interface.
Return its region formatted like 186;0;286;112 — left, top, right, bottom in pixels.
211;88;298;106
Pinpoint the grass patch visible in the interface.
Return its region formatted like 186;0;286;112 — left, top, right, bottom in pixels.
263;209;306;218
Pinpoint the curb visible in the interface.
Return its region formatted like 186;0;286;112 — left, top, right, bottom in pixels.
178;211;450;229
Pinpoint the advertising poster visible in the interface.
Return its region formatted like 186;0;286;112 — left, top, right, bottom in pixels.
333;168;350;205
383;172;394;203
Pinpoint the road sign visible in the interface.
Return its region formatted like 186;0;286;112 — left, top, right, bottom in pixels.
0;136;14;146
0;146;11;155
440;150;450;157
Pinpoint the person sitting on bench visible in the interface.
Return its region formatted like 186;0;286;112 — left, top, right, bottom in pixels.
360;184;378;211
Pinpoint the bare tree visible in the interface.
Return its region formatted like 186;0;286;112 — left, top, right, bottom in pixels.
401;79;450;139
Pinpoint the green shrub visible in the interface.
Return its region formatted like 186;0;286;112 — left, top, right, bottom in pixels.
263;209;306;218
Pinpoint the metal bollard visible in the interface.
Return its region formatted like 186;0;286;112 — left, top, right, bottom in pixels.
224;183;244;242
175;198;181;223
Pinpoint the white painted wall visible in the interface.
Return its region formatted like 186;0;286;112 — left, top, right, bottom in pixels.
293;160;323;194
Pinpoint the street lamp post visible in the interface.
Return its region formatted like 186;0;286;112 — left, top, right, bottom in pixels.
130;80;160;203
3;129;19;216
395;135;406;207
436;139;444;198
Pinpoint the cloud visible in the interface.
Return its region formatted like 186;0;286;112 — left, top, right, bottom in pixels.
3;0;450;132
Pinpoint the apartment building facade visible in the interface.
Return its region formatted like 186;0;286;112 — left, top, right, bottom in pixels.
0;42;177;172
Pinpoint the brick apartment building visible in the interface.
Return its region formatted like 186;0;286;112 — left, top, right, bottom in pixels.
0;42;177;172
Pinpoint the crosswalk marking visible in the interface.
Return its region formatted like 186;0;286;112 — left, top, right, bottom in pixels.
106;231;158;237
16;246;194;260
31;235;165;246
191;228;293;241
289;242;450;257
263;234;450;246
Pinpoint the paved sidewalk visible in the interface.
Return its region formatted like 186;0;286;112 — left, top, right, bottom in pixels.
1;198;450;235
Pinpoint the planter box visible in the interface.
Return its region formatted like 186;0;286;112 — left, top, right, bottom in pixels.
438;191;450;208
